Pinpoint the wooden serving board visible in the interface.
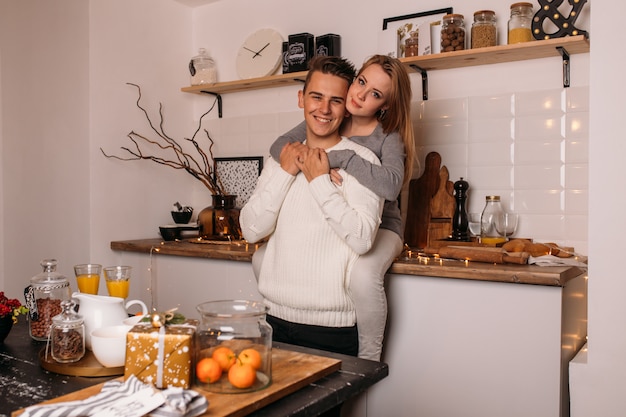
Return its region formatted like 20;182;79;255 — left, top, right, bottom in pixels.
14;347;341;417
39;348;125;377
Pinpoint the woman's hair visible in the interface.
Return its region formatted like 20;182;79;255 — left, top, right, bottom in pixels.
359;55;416;188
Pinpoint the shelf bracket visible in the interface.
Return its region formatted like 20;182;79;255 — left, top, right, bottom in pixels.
200;91;223;118
409;64;428;100
556;46;571;88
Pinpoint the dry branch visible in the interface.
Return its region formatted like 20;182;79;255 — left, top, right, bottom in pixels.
100;83;225;195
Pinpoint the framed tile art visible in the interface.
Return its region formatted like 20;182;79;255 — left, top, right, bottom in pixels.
378;7;453;57
214;156;264;208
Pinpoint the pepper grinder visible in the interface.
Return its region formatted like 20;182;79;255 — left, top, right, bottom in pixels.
451;177;470;241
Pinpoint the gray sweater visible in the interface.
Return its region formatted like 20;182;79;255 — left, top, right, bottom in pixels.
271;121;405;238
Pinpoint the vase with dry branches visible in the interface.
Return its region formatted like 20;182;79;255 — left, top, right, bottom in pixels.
101;83;240;239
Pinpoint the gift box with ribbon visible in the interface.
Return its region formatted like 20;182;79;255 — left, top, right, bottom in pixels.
124;311;198;389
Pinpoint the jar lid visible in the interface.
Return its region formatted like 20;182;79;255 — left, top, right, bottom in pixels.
196;300;268;318
486;195;501;201
443;13;465;21
30;259;69;287
52;300;83;327
510;2;533;9
474;10;495;16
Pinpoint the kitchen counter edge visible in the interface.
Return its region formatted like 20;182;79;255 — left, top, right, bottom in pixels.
111;238;586;287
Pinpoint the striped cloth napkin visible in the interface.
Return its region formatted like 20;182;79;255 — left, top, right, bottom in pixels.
19;375;208;417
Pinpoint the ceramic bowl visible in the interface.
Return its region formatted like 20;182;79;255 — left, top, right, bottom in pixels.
171;210;193;224
90;325;129;367
159;225;181;241
122;314;146;328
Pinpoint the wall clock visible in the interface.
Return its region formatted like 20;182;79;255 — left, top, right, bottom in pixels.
236;28;284;79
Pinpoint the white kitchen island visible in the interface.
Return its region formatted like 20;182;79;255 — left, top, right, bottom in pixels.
112;239;587;417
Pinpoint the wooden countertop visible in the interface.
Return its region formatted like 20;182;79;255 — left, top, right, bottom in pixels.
4;320;387;417
111;238;586;287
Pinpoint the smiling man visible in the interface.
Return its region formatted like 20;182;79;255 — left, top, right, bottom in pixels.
240;56;384;358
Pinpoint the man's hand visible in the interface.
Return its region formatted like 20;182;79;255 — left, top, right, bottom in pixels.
297;147;330;182
279;142;308;175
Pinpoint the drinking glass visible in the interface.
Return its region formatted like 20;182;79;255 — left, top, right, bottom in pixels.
103;266;132;299
495;212;519;240
74;264;102;295
467;213;482;239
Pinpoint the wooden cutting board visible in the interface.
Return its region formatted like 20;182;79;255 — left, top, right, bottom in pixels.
13;347;341;417
405;152;455;249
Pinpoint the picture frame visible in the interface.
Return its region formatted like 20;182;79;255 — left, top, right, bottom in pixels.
379;7;453;58
214;156;264;208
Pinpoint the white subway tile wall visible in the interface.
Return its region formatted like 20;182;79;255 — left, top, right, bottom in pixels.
415;86;588;254
211;86;589;255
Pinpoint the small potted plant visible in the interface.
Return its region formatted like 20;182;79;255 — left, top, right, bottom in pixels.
0;291;28;343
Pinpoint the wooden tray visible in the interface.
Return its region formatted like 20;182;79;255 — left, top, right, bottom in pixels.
18;347;341;417
39;347;125;377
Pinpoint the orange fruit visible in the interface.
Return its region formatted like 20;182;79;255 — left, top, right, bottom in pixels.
212;346;236;371
228;360;257;388
238;348;262;370
196;357;222;383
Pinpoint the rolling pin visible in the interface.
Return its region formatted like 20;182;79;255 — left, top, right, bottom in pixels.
437;246;529;264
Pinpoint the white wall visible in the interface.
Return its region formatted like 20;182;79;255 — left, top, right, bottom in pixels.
0;0;91;295
1;0;619;415
570;1;626;416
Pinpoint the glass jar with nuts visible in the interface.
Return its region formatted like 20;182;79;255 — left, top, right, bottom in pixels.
441;14;466;52
24;259;72;341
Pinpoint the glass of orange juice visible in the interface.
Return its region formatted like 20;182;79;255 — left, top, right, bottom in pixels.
74;264;102;295
103;266;131;299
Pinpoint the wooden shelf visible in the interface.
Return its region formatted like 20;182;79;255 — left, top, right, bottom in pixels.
399;34;589;71
181;70;308;95
180;35;590;109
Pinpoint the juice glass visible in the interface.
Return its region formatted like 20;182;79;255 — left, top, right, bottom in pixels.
103;266;131;299
74;264;102;295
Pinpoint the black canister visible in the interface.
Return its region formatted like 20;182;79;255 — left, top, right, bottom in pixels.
287;33;314;72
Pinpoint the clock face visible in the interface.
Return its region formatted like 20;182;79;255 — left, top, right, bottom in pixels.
236;29;284;80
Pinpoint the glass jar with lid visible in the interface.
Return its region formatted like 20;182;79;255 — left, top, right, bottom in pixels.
195;300;272;393
50;300;85;363
24;259;72;341
471;10;497;48
480;195;507;245
441;14;466;52
508;2;534;44
189;48;217;86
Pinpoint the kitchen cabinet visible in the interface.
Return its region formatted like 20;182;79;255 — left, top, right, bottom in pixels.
181;35;590;108
367;271;587;417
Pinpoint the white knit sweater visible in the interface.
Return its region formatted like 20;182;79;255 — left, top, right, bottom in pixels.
240;138;383;327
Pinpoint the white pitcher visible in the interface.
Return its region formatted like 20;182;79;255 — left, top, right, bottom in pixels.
72;292;148;350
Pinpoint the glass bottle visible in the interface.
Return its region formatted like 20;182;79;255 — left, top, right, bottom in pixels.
195;300;272;393
508;2;534;44
441;14;466;52
24;259;72;341
471;10;497;48
50;300;85;363
189;48;217;85
405;31;419;57
480;196;506;245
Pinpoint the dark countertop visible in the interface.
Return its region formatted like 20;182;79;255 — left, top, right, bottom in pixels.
3;320;388;417
111;238;586;287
